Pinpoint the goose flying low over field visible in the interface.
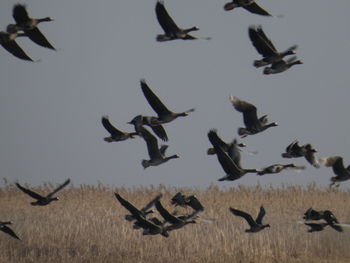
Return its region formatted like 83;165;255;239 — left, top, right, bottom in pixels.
12;4;55;50
257;163;305;176
224;0;271;16
318;156;350;187
263;56;303;75
303;208;343;232
130;116;179;169
208;129;257;181
16;178;70;206
114;193;162;222
0;24;33;61
140;80;195;125
0;222;21;240
282;140;320;168
171;192;204;212
248;25;297;68
229;96;277;137
155;1;210;41
230;206;270;233
101;116;138;142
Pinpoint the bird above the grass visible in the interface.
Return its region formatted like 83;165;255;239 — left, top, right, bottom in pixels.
229;96;277;138
12;4;56;50
207;129;258;181
155;1;210;41
256;163;305;176
171;192;204;212
248;25;297;68
229;206;270;233
16;178;70;206
282;140;320;168
318;156;350;187
303;208;343;232
263;56;303;75
224;0;271;16
0;221;21;240
128;115;168;142
140;79;195;125
101;116;138;142
0;24;34;61
114;192;162;222
129;116;179;169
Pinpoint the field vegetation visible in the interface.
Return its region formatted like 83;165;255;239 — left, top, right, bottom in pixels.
0;182;349;263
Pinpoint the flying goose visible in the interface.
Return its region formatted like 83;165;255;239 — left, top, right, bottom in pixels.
229;96;277;137
171;192;204;212
248;25;297;67
263;56;303;75
129;115;168;142
101;116;138;142
130;116;179;169
224;0;271;16
0;221;21;240
114;193;162;221
303;208;343;232
206;130;246;163
155;1;210;41
318;156;350;187
282;140;319;168
140;80;195;125
16;178;70;206
0;24;33;61
13;4;55;50
155;200;197;231
208;129;257;181
257;163;305;176
229;206;270;233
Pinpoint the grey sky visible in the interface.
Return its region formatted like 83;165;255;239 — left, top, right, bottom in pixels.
1;0;350;188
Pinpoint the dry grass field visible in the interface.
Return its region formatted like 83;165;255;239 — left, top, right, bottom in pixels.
0;182;350;263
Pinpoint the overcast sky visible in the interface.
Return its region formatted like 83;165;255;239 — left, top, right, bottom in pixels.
0;0;350;189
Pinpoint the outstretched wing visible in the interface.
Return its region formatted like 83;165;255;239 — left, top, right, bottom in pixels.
229;96;260;131
101;116;125;137
1;225;21;240
16;183;44;200
230;207;257;227
25;27;55;50
140;79;172;117
155;1;180;34
248;26;276;57
243;2;271;16
115;193;142;217
48;178;70;197
141;194;163;213
139;126;161;159
1;41;33;62
255;206;266;225
155;200;182;224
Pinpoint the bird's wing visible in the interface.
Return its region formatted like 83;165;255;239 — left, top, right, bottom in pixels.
155;200;182;224
243;2;271;16
159;145;168;156
150;124;168;142
25;27;55;50
155;1;180;34
230;207;257;227
139;126;161;159
141;194;163;213
256;26;277;52
47;179;70;197
186;196;204;211
208;130;243;179
13;4;30;25
16;183;44;200
1;225;21;240
255;206;266;225
1;40;33;62
140;80;172;117
101;116;124;137
114;193;142;217
229;96;260;130
248;26;276;57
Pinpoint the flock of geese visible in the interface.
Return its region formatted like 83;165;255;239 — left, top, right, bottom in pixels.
1;1;349;241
